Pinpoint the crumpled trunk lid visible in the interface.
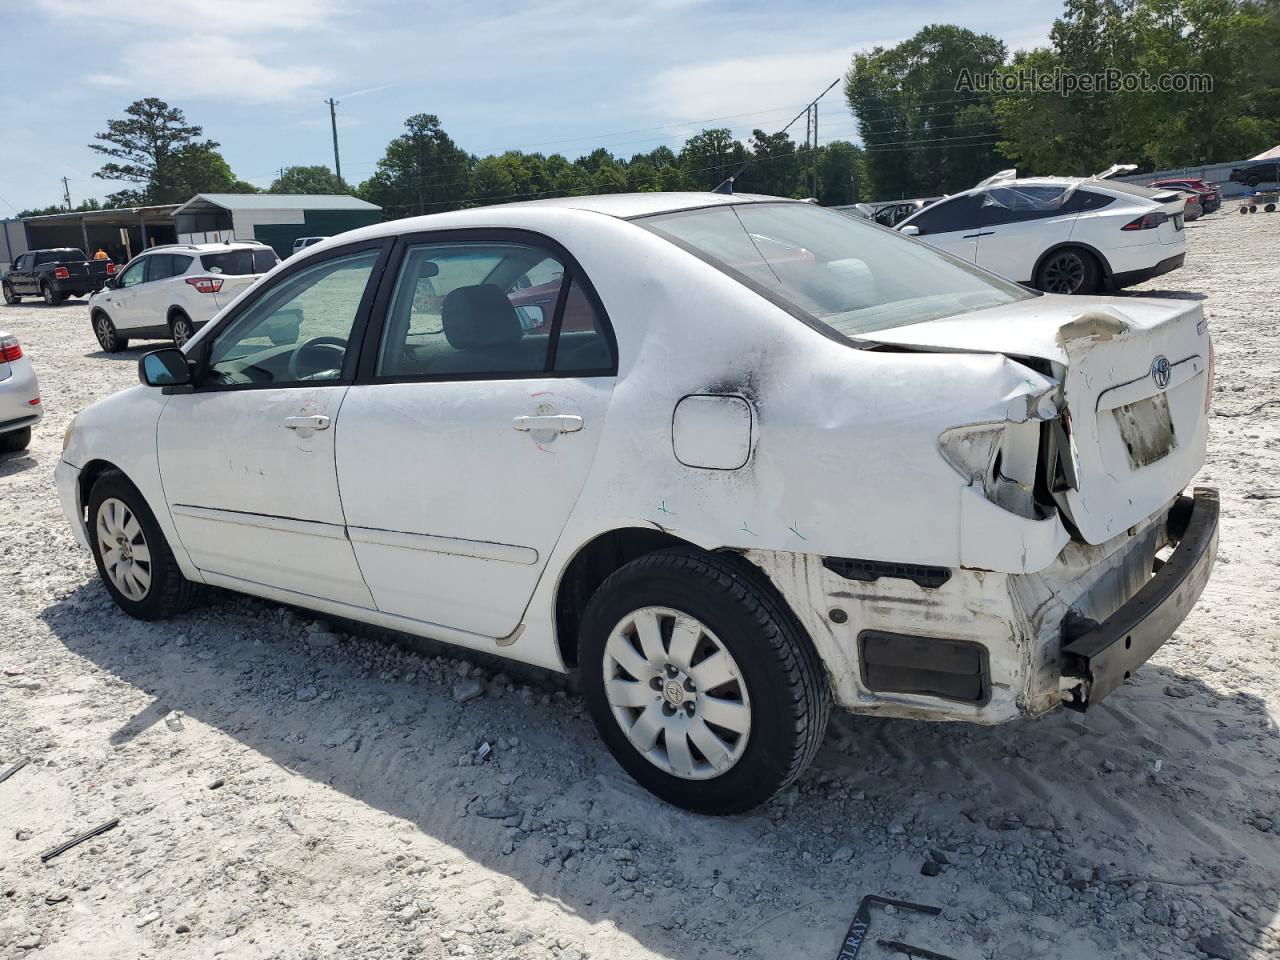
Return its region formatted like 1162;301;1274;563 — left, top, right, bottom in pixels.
864;293;1211;544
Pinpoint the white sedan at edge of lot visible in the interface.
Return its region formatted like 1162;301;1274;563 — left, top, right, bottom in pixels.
55;192;1218;814
0;330;42;453
897;176;1189;295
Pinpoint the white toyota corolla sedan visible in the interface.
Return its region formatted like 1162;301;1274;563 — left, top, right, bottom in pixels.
57;193;1218;814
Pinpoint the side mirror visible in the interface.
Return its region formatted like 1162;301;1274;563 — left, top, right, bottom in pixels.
899;225;921;236
139;349;192;390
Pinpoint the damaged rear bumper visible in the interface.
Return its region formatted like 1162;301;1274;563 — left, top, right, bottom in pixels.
1059;487;1218;709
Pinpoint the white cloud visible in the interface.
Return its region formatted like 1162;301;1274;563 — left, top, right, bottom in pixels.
35;0;341;34
644;47;862;129
84;36;330;104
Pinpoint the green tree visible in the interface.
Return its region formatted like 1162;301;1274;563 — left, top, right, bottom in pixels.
359;114;472;217
89;98;238;203
846;25;1006;198
269;165;345;194
679;129;748;190
997;0;1279;173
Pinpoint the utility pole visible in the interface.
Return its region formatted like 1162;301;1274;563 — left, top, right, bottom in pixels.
812;101;819;200
325;98;343;186
61;176;72;211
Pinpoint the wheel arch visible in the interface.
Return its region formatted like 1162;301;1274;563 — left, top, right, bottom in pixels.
76;459;131;527
167;305;192;326
1032;241;1113;284
551;526;809;670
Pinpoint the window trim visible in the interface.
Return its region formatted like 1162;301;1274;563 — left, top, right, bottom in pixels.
186;237;394;394
354;227;618;385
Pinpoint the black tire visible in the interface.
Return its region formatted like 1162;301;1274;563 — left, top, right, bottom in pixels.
1250;205;1259;213
578;548;830;815
0;427;31;453
87;471;197;620
1267;204;1277;214
92;311;127;353
1035;247;1101;295
1247;175;1260;188
169;311;195;348
41;283;65;306
1240;206;1249;214
2;282;18;305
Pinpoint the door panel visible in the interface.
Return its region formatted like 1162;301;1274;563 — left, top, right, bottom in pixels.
337;377;612;636
974;186;1080;283
903;195;984;262
336;236;617;637
157;247;383;605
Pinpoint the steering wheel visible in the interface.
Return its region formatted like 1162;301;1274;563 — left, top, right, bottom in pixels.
287;336;347;382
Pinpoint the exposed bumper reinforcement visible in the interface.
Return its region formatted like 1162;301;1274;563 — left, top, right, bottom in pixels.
1061;487;1218;709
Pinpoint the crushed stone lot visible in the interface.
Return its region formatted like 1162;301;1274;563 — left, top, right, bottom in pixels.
2;211;1279;960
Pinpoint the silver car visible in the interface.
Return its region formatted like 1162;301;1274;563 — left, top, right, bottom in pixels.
0;331;42;452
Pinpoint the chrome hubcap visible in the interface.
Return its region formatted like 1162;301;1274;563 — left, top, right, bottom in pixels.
96;497;151;601
603;606;751;780
174;322;190;346
96;317;112;347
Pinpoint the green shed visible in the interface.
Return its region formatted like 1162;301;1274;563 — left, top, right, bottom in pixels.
171;193;382;258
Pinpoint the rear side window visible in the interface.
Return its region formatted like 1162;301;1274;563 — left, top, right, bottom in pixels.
375;241;613;379
201;249;280;275
148;254;193;281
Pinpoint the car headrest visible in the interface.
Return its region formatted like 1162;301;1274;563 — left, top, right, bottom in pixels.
441;284;523;350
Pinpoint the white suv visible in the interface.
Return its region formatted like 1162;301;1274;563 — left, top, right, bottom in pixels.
897;177;1188;294
88;242;280;352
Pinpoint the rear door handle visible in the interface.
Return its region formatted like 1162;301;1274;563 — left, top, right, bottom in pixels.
284;415;330;431
512;414;583;434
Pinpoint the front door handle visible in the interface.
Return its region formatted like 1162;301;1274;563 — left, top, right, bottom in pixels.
284;415;330;431
512;414;583;434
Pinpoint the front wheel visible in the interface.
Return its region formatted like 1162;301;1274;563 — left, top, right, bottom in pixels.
1036;247;1100;295
88;472;197;620
579;549;830;815
93;312;127;353
2;282;18;304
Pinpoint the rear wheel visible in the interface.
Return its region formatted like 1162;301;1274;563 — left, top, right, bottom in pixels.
2;282;18;304
0;427;31;453
88;472;197;620
93;311;127;353
1036;247;1100;295
170;312;195;348
42;283;65;306
1247;175;1260;188
579;548;830;815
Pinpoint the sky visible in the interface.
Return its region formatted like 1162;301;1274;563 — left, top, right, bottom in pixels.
1;0;1062;214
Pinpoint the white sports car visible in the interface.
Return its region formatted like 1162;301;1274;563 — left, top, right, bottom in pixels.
56;192;1218;814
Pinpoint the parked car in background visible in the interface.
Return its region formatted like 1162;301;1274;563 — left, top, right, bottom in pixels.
57;192;1217;814
1179;192;1204;221
88;241;280;352
1150;177;1221;213
0;331;42;452
1229;159;1280;188
292;236;329;255
897;177;1187;294
872;198;942;228
3;248;116;305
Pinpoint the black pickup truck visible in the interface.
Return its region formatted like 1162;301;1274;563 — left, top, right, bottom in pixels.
2;248;116;306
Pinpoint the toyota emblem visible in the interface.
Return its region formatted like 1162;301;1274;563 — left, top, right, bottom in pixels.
1151;355;1171;389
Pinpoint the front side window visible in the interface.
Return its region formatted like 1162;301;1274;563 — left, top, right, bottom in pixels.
905;195;983;234
118;259;147;287
205;250;378;387
376;241;611;378
640;202;1033;339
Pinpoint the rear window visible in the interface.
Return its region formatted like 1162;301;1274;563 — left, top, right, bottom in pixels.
639;202;1033;339
36;249;86;265
201;249;280;275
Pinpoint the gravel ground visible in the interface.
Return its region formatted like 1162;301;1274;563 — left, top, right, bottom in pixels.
2;210;1279;960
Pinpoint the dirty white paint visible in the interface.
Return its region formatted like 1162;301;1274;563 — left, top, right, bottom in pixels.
58;192;1211;717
